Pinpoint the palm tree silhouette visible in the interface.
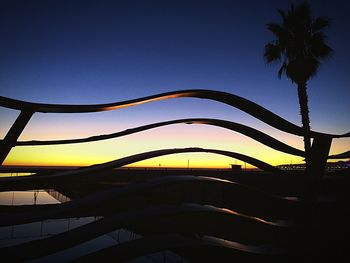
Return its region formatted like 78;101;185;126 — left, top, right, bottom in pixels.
264;2;332;167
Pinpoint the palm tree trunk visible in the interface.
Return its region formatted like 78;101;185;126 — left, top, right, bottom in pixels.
297;82;312;166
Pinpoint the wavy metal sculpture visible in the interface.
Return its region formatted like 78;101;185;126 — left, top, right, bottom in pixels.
0;175;299;226
0;148;284;186
0;86;347;261
0;89;349;168
15;118;305;157
1;89;348;137
0;89;348;261
0;203;291;262
72;234;289;263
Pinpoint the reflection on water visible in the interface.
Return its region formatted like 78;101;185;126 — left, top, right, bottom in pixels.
0;190;65;205
0;190;186;262
0;218;184;262
32;227;140;263
0;172;33;177
0;217;97;248
46;189;71;203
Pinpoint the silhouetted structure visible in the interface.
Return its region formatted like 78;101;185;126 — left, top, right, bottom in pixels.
0;90;349;261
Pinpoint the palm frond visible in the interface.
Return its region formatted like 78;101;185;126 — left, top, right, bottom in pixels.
296;2;311;23
264;1;332;83
310;32;333;59
312;16;331;32
264;43;281;63
304;58;321;79
278;62;287;79
277;9;286;20
266;23;284;37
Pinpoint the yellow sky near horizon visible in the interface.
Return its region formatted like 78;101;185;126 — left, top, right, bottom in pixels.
3;122;349;169
1;104;349;169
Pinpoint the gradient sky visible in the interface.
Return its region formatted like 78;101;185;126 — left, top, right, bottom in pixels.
0;0;349;168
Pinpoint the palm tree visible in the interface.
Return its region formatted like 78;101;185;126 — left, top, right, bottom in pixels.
264;2;332;167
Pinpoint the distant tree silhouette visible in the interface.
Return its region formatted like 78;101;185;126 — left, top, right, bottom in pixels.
264;2;332;166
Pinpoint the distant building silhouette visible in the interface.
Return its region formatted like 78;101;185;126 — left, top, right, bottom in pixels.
230;164;242;172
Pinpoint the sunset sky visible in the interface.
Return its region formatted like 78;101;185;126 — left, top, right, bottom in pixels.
0;0;349;168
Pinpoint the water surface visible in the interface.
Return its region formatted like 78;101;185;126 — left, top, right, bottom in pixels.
0;190;62;205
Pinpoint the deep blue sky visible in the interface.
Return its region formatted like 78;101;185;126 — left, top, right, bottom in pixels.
1;0;349;135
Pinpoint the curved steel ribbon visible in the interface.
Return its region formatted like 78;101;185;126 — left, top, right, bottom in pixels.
328;150;350;159
36;147;286;179
0;175;296;226
0;148;285;185
72;235;288;263
15;118;305;157
0;203;288;261
1;90;347;138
